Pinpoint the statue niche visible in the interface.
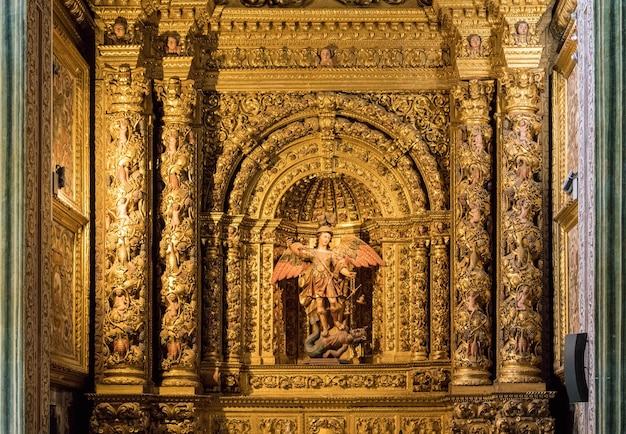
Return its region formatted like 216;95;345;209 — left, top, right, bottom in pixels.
272;217;383;362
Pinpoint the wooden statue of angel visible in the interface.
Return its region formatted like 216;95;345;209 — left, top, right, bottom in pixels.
272;224;383;358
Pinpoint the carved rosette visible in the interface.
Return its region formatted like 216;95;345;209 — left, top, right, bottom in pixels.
451;80;494;385
430;235;450;360
498;70;544;383
102;65;150;384
155;77;199;387
89;402;150;433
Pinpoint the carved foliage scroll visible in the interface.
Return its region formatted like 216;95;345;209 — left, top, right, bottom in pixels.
209;92;445;214
410;239;429;360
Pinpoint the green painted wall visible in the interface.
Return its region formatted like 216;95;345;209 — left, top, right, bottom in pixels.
595;1;626;433
0;2;26;433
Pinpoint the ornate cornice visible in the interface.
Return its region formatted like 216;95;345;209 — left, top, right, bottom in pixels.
551;0;577;37
61;0;94;26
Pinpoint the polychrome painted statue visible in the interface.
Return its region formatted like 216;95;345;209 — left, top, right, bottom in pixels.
272;224;383;359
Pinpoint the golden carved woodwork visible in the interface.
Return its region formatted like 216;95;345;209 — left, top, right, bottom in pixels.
451;80;494;385
51;26;91;389
498;69;545;384
155;75;200;388
87;0;559;431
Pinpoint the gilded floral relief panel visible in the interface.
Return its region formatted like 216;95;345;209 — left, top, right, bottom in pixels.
52;30;89;213
51;202;89;382
50;28;90;386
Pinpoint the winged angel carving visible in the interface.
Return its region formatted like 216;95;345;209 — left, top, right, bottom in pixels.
272;225;383;360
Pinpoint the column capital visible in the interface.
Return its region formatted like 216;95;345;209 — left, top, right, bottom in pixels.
155;76;196;123
105;64;150;113
452;80;495;124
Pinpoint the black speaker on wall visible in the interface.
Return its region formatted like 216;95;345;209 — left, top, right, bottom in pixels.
564;333;588;402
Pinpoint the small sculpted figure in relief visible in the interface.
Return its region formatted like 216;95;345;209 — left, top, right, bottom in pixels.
272;216;383;361
318;47;335;67
514;20;531;45
465;34;483;56
165;35;182;56
109;16;132;45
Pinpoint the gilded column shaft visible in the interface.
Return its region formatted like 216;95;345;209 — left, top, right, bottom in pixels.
498;69;544;383
410;238;429;361
451;80;494;385
155;77;199;387
430;235;450;360
101;65;150;385
225;225;243;363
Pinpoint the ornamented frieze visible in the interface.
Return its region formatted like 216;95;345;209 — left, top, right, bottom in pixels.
412;367;450;392
214;46;450;69
248;371;407;391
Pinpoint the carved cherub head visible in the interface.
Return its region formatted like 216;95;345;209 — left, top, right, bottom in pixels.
113;16;128;39
165;34;182;55
318;47;335;67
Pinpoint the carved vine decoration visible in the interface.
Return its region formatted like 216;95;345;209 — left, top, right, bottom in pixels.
364;92;450;197
90;402;150;433
213;46;450;69
451;397;554;434
248;371;407;390
102;65;149;383
430;236;450;359
409;239;429;359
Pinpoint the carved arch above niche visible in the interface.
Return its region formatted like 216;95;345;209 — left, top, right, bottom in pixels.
210;91;447;215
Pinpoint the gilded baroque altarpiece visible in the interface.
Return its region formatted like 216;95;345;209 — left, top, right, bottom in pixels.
87;0;559;432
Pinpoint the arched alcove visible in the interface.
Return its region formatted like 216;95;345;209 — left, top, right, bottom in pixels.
210;92;450;366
